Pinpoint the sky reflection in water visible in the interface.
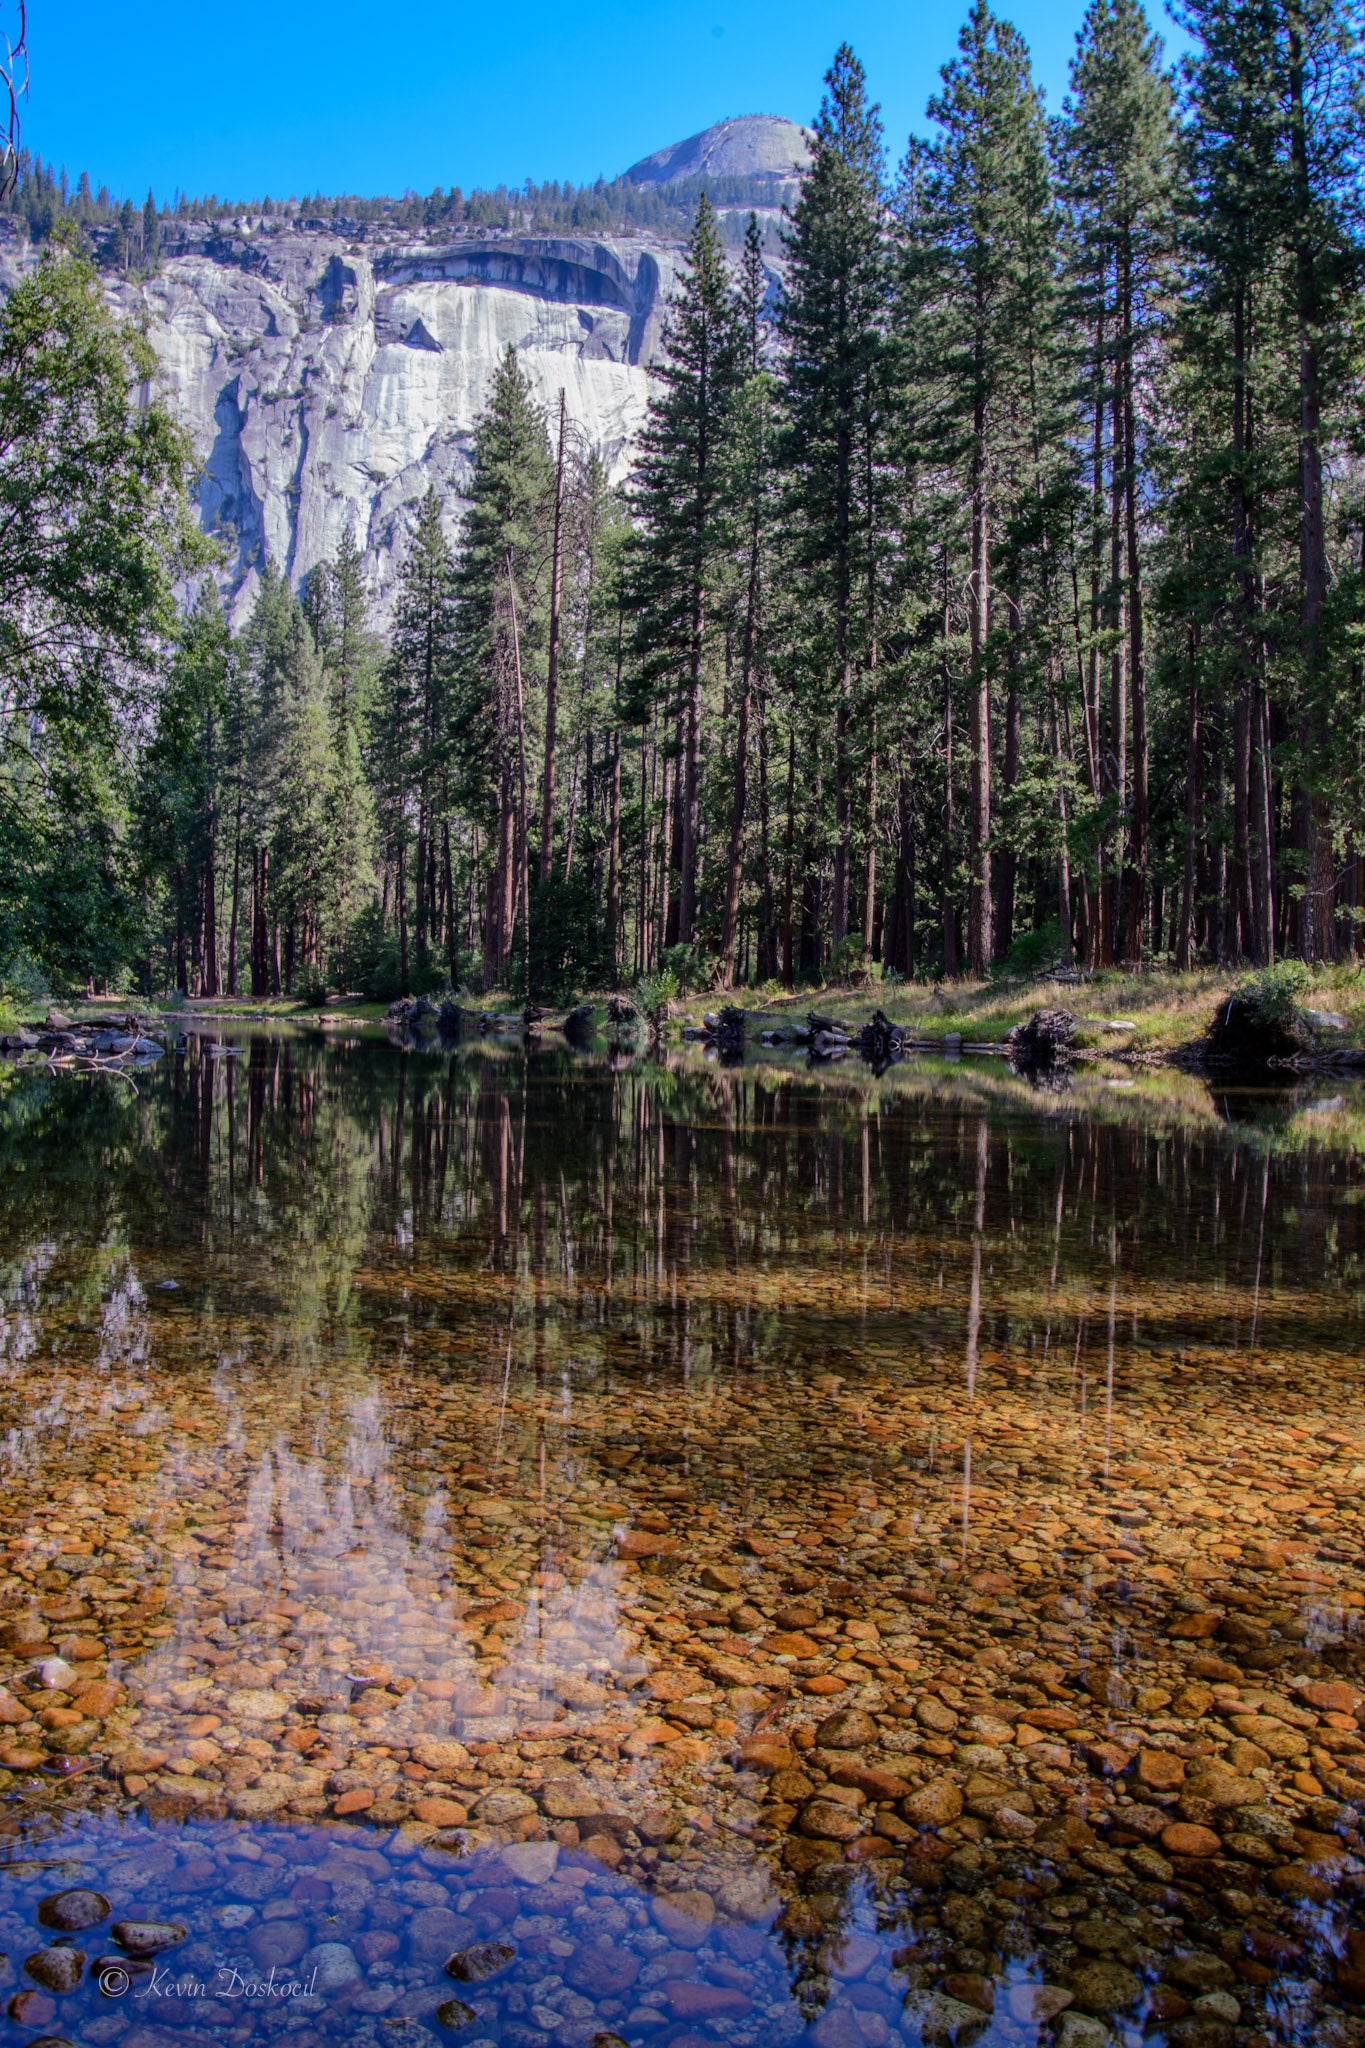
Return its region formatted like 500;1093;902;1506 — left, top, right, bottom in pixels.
0;1031;1360;2048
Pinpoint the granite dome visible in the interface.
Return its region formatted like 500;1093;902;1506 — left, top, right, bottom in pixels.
623;113;811;186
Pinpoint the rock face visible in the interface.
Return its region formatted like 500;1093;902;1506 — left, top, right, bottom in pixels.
1;224;686;627
0;118;816;626
625;112;811;184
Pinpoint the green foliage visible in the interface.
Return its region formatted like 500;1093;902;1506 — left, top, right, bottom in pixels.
657;942;716;998
331;904;404;1002
12;15;1365;1003
830;934;872;983
450;354;553;817
633;966;679;1015
0;952;49;1011
1241;959;1311;1027
0;245;203;989
1001;921;1073;977
515;870;611;1006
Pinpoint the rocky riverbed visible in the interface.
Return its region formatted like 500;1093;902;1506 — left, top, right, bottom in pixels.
0;1037;1360;2047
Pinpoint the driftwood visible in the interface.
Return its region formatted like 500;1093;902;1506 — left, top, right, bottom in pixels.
697;1005;747;1044
386;995;436;1031
855;1008;906;1065
1009;1008;1076;1068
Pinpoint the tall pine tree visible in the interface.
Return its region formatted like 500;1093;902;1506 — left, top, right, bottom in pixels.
912;3;1055;972
780;48;888;955
449;351;552;986
630;195;744;952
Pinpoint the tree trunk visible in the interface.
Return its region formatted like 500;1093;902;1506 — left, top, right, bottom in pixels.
659;750;675;959
968;412;992;975
1106;360;1127;962
1287;12;1331;958
506;548;532;983
1120;238;1148;967
415;807;428;962
226;789;242;998
942;550;959;979
606;725;622;974
540;390;567;882
174;871;187;995
443;821;458;985
832;414;853;952
678;593;704;946
1254;684;1276;963
1176;656;1201;971
995;579;1022;962
1050;684;1073;946
781;722;795;989
863;723;879;958
1233;687;1254;959
756;689;775;982
718;528;760;986
397;839;410;992
202;815;219;996
1084;298;1108;968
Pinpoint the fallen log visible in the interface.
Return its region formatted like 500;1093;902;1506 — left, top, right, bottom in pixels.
1008;1008;1076;1068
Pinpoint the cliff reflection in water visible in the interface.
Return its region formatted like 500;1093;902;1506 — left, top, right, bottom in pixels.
0;1032;1360;2048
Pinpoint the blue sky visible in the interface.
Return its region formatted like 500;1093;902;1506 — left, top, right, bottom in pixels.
33;0;1184;204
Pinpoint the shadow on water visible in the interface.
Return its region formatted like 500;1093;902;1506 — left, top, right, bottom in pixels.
0;1032;1361;2048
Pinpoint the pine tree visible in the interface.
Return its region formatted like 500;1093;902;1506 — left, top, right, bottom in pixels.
270;606;333;990
142;190;160;267
239;566;296;995
718;214;776;985
780;48;888;956
629;194;744;952
133;594;228;993
307;521;379;955
450;349;553;987
375;490;459;990
1179;0;1363;961
912;3;1055;972
1062;0;1174;964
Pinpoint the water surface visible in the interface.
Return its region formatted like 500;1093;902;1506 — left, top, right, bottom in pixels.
0;1031;1361;2048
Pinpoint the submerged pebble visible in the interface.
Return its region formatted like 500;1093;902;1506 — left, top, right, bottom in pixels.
0;1038;1360;2047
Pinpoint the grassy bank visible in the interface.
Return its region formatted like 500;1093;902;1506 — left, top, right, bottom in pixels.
671;962;1365;1058
10;962;1365;1059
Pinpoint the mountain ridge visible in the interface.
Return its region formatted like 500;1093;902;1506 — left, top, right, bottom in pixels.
0;118;804;626
622;113;811;187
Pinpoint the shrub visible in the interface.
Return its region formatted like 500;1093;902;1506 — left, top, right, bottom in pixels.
829;933;868;985
1207;959;1311;1063
1242;958;1310;1024
0;952;49;1011
330;904;412;1003
659;942;716;998
514;870;611;1006
1001;919;1071;978
633;966;679;1016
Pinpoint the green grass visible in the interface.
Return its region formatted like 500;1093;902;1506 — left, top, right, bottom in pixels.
668;962;1365;1056
21;963;1365;1058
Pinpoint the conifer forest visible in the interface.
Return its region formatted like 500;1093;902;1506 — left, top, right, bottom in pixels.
5;0;1365;1005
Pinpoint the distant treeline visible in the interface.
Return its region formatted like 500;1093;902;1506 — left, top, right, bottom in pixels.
5;0;1365;1010
0;150;795;263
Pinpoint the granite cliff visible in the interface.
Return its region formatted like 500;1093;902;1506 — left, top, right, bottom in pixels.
4;115;809;624
106;227;682;625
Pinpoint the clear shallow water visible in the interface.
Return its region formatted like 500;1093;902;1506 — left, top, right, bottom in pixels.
0;1030;1361;2048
